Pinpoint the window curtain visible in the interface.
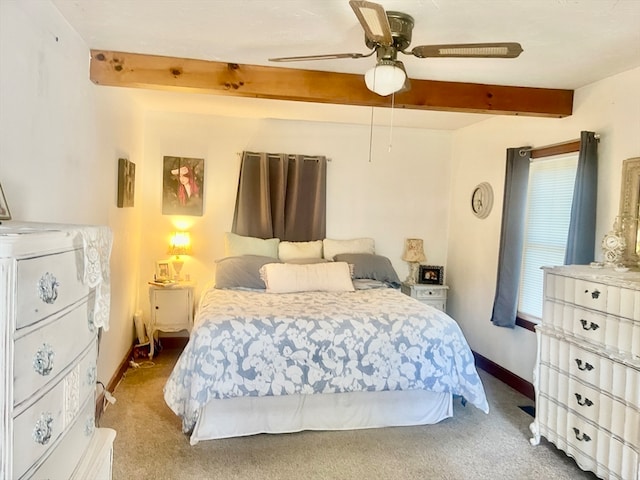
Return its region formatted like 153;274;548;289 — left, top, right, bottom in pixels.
232;151;327;241
491;131;598;328
564;131;598;265
490;147;531;328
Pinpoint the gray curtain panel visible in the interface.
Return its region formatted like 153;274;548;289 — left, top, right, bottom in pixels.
491;147;531;328
564;131;598;265
232;151;326;241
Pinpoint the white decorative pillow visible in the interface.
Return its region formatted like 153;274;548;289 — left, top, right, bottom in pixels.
259;262;355;293
322;237;375;260
224;232;280;258
278;240;323;261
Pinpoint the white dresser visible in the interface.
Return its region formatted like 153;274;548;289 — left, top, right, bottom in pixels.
530;265;639;480
0;222;116;480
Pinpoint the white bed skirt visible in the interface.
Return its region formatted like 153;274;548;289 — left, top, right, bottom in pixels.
190;390;453;445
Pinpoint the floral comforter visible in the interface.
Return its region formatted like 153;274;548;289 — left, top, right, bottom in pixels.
164;287;489;432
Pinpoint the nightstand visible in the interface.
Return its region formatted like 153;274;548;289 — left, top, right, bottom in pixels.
148;283;194;358
401;283;448;312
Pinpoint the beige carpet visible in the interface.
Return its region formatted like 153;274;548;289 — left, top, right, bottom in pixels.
99;348;596;480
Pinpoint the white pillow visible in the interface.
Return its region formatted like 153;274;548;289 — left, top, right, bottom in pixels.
259;262;355;293
323;238;375;260
278;240;323;261
224;232;279;258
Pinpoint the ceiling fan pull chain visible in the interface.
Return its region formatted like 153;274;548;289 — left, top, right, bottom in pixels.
388;91;395;152
368;106;374;163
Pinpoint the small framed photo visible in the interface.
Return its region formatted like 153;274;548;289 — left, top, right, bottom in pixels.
418;265;443;285
0;182;11;221
156;261;171;281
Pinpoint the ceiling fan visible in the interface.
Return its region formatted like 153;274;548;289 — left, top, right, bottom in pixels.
269;0;523;96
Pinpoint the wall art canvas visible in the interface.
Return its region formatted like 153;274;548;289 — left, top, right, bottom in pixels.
117;158;136;208
162;156;204;216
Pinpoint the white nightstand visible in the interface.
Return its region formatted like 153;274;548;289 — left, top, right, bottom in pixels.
401;283;448;312
148;283;194;358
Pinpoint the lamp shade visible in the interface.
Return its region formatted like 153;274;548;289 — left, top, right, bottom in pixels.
167;231;192;256
365;63;406;96
402;238;426;262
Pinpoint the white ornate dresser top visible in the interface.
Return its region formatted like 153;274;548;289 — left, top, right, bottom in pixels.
543;265;640;290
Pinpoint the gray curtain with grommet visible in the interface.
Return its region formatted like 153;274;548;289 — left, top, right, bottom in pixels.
232;151;327;241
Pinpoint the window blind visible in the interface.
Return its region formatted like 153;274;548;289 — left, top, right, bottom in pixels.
518;154;578;320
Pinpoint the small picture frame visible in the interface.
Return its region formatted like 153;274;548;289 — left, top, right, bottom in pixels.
156;261;171;281
418;265;443;285
0;182;11;221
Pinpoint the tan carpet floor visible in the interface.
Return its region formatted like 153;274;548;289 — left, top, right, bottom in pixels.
99;348;596;480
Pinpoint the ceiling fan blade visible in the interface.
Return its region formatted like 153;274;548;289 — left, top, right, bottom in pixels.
411;42;523;59
349;0;393;46
269;51;372;62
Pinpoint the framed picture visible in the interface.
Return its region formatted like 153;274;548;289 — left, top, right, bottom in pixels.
156;261;171;281
162;156;204;216
0;182;11;221
418;265;443;285
117;158;136;208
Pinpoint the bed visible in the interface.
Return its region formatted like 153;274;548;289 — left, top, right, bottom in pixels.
164;247;489;445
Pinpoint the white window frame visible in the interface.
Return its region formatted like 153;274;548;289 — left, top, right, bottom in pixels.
515;142;580;328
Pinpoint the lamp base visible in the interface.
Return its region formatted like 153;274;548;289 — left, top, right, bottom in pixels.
171;258;184;281
405;262;419;285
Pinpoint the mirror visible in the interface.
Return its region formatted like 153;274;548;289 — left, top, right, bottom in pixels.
618;157;640;267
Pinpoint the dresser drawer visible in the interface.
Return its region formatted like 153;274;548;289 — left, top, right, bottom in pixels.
537;397;639;480
543;300;640;358
539;364;640;441
413;287;446;300
14;298;96;407
27;398;96;480
16;249;90;329
12;345;97;479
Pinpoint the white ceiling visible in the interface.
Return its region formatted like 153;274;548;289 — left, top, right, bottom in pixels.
52;0;640;129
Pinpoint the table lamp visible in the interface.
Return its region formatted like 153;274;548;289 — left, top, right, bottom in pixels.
402;238;426;285
167;231;191;281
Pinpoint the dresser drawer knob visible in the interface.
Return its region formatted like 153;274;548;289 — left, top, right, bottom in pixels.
87;365;97;385
38;272;60;304
579;319;600;331
574;393;594;407
33;412;54;445
85;416;96;437
33;344;55;376
572;427;592;442
574;358;594;371
87;309;96;333
583;288;600;299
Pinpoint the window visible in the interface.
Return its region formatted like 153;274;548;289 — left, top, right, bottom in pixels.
517;153;578;322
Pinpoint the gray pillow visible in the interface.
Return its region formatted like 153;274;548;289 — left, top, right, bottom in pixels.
215;255;281;289
333;253;401;287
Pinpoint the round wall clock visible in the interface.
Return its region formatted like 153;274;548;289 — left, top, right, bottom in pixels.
471;182;494;219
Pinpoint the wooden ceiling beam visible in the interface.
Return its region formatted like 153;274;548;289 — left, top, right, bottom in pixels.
90;50;573;118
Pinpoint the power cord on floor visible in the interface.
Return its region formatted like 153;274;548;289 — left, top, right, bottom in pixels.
96;380;116;420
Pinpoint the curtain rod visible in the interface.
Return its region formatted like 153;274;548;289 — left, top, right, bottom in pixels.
236;152;331;161
518;134;600;156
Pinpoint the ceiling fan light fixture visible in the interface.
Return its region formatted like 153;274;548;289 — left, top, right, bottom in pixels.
365;62;406;96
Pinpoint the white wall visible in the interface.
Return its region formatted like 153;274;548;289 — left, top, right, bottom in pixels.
135;113;453;323
447;67;640;383
0;0;144;386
